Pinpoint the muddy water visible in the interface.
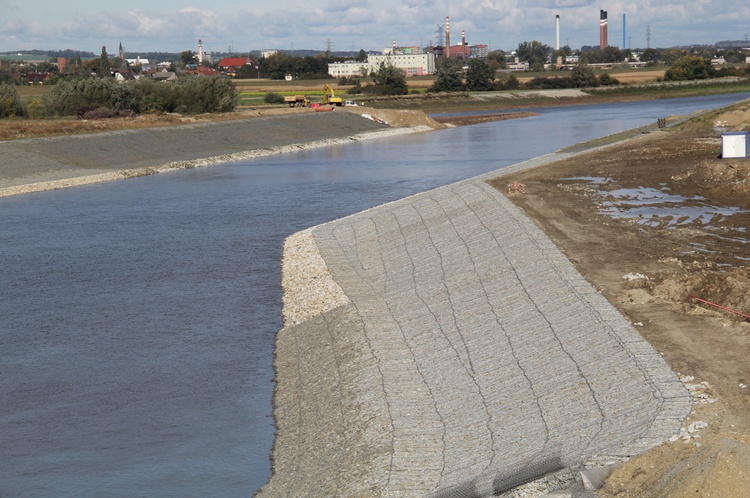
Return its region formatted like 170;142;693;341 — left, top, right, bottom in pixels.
1;93;748;496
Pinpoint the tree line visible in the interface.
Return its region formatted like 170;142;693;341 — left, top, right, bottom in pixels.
0;76;237;119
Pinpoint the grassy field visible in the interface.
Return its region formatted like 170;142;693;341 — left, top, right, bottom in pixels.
5;69;749;135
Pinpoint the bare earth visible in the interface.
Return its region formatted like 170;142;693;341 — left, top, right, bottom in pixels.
3;92;749;495
488;101;750;496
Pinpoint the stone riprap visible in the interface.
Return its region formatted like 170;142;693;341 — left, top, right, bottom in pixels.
0;112;397;197
261;154;690;497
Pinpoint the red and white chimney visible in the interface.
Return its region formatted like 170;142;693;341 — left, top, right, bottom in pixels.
600;10;608;49
445;16;451;57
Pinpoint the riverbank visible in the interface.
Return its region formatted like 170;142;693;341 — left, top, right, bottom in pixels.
261;149;690;496
0;109;442;198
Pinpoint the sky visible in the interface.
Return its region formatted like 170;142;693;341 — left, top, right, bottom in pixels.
1;0;749;55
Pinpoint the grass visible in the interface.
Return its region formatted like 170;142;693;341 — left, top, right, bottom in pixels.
3;72;749;140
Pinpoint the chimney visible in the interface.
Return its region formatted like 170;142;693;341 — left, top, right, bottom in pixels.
392;39;396;54
462;29;466;45
600;10;608;50
555;15;560;51
445;16;451;57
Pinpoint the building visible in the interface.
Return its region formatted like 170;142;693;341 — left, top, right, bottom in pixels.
328;60;369;78
329;52;436;78
470;44;489;59
600;10;608;49
217;56;254;76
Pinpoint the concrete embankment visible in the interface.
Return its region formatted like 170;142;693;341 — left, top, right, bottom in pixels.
260;153;690;496
0;110;429;197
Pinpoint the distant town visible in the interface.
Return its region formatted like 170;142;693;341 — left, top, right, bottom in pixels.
2;11;750;87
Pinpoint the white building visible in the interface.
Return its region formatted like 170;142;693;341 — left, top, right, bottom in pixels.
329;52;436;78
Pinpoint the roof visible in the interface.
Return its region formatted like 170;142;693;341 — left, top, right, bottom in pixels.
217;57;253;68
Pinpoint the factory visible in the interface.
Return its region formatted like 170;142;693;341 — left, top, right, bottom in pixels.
328;16;487;78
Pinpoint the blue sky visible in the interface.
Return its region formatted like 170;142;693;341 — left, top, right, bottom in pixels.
1;0;749;55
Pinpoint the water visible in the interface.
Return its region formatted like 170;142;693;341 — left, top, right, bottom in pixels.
2;93;748;496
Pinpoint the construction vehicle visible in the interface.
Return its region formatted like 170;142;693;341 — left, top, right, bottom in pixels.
322;84;343;106
283;95;310;107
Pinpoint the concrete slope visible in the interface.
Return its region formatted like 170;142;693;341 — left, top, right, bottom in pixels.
261;170;689;496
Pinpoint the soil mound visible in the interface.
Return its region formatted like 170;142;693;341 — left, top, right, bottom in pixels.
602;433;750;497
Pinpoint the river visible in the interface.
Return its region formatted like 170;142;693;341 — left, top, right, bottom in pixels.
1;93;748;496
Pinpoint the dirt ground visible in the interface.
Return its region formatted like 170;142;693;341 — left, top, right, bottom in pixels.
488;101;750;496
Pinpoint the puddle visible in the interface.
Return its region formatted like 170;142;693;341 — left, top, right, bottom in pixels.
596;186;748;228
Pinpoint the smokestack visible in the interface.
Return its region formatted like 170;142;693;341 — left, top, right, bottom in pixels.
622;13;626;49
462;29;466;45
555;15;560;51
600;10;608;50
445;16;451;57
393;39;396;54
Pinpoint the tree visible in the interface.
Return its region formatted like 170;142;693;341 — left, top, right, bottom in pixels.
429;58;465;92
640;48;659;63
465;59;495;91
180;50;197;67
356;49;368;62
98;46;110;77
369;61;408;95
516;40;551;69
664;55;715;81
571;64;597;87
0;83;23;117
486;50;506;70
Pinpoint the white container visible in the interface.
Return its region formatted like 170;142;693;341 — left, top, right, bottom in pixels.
721;131;749;159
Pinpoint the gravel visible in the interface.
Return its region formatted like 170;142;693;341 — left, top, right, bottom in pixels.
263;153;690;497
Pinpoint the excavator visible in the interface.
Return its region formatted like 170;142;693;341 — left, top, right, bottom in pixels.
322;84;343;106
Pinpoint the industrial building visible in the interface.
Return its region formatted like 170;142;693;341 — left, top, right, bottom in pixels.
327;17;486;78
328;51;436;78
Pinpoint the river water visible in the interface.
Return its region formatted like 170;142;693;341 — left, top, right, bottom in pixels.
1;93;748;496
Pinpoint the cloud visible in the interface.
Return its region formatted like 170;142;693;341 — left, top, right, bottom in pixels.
1;0;749;53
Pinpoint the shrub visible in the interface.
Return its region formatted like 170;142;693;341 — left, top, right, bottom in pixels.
42;78;124;116
664;55;715;81
0;83;23;118
598;73;620;86
264;92;286;104
173;76;237;113
41;75;237;117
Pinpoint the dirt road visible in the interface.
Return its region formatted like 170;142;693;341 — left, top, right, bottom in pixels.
489;101;750;496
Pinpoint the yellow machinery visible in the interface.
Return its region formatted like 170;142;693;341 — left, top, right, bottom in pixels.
283;95;309;107
322;84;343;106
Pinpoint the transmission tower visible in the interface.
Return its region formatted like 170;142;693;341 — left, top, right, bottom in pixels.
435;24;444;46
646;25;651;49
325;38;334;57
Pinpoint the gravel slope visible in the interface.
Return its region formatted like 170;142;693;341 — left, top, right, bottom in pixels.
0;111;400;197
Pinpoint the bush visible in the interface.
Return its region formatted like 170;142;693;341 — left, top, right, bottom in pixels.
173;76;237;113
264;92;286;104
664;55;715;81
525;76;574;89
0;83;23;118
495;74;520;91
598;73;620;86
571;65;598;88
42;75;238;117
42;78;125;116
